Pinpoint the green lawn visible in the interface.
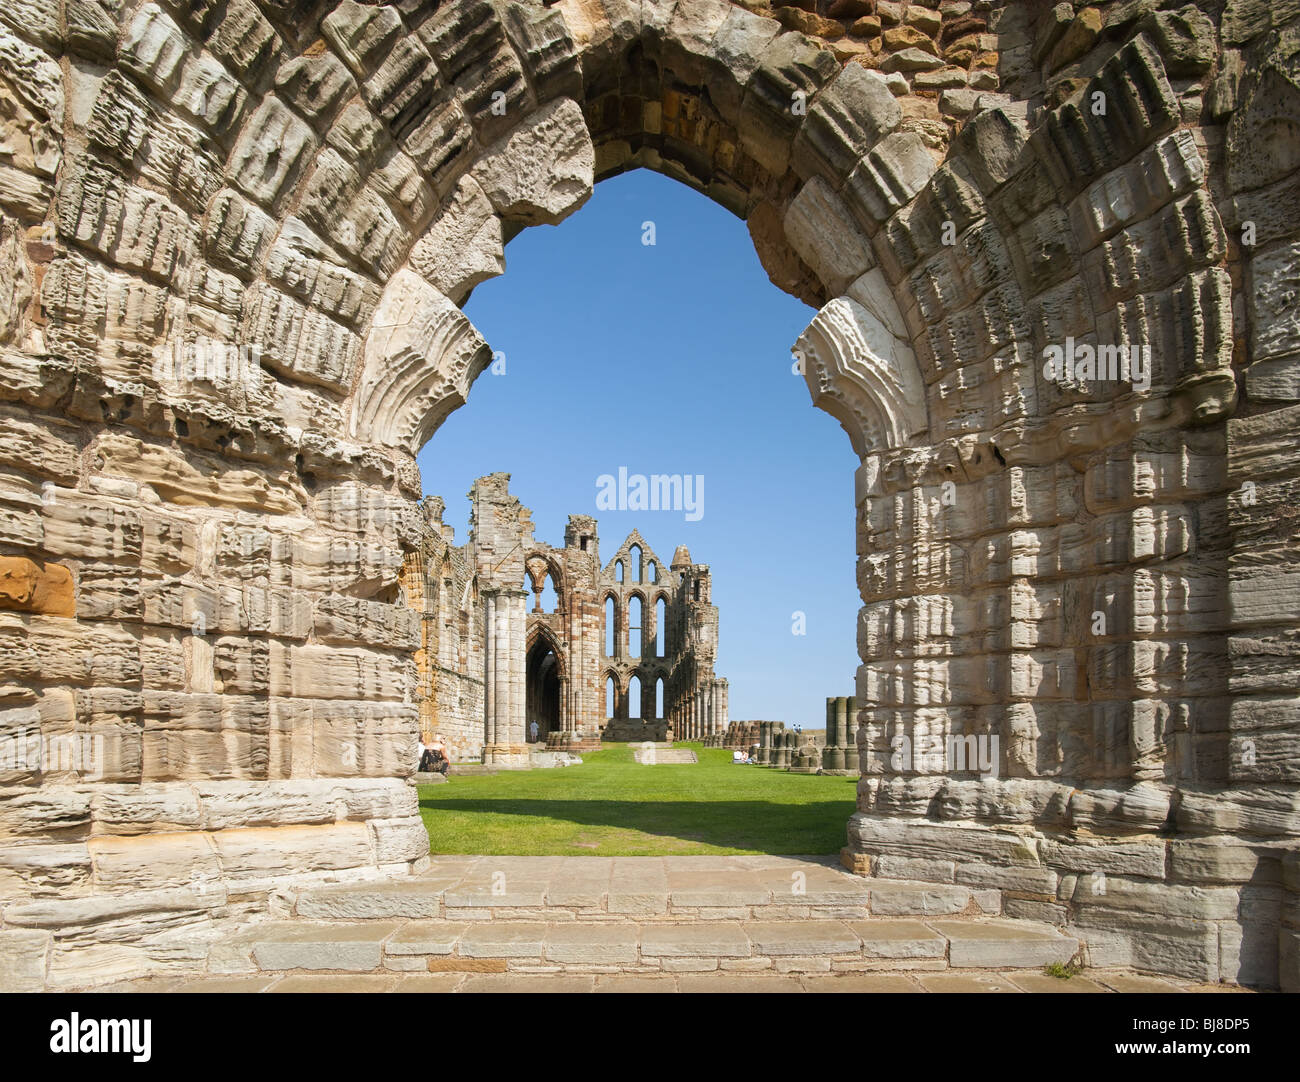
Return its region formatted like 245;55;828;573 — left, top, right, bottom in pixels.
418;743;857;856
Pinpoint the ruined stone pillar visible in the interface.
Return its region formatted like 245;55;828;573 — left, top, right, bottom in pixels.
774;732;790;770
843;696;860;772
824;697;845;772
483;591;497;751
507;588;528;754
482;588;529;767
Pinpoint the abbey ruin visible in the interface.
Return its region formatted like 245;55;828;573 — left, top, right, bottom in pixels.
0;0;1298;991
404;472;728;763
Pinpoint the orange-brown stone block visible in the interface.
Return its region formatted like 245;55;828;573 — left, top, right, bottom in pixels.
0;557;75;616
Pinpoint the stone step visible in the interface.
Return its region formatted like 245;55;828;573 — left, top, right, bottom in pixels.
211;916;1080;977
630;747;697;764
274;857;1003;923
89;966;1199;994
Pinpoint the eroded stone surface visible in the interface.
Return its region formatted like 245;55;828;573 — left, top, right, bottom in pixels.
0;0;1293;994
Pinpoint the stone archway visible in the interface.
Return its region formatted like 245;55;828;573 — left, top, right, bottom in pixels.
525;625;563;743
0;0;1297;990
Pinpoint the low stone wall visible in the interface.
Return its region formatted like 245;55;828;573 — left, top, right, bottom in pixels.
602;719;671;743
0;778;427;989
845;797;1300;988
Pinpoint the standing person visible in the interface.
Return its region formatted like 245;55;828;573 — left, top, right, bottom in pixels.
529;719;539;744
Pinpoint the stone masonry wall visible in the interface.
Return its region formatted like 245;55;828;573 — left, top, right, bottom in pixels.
0;0;1295;989
402;496;484;763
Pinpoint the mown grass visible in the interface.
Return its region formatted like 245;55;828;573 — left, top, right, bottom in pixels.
417;743;857;856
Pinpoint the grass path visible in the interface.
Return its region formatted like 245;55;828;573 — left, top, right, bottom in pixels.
417;743;857;856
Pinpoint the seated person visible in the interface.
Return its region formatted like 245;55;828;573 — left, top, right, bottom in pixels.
732;750;744;763
419;733;450;774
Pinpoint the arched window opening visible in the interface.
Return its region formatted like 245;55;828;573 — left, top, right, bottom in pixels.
629;675;642;719
630;545;642;582
693;580;701;601
629;595;642;658
540;571;559;613
523;568;561;614
606;675;616;719
615;559;624;582
438;563;453;668
605;596;617;656
655;596;666;656
655;677;664;719
648;561;657;582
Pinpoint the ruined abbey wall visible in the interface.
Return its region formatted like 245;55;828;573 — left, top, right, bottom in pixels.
401;496;483;763
0;0;1295;989
404;474;729;755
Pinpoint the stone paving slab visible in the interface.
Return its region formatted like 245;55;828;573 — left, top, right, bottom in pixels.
803;974;921;993
458;923;549;958
1007;973;1108;993
929;919;1078;969
1088;970;1185;993
677;974;804;993
744;920;862;956
385;921;467;956
173;976;278;993
249;921;403;973
460;974;598;993
639;922;751;958
850;919;948;960
544;924;640;964
917;973;1024;993
271;974;398;993
592;974;678;993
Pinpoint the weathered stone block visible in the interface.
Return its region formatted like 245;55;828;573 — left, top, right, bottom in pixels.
0;928;50;991
791;63;901;186
470;97;594;227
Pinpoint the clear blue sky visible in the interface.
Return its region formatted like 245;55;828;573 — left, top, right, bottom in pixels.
417;169;860;729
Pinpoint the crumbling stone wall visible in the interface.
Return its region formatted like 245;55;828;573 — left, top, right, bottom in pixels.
0;0;1295;990
401;496;484;763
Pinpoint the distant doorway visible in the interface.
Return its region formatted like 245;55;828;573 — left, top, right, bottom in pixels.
526;637;561;744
